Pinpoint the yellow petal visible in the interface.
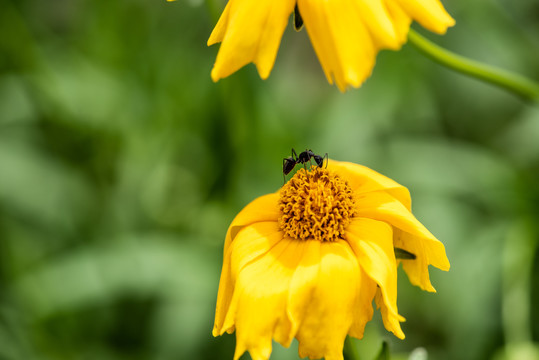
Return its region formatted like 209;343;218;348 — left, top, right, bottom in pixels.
355;190;450;291
208;0;295;81
216;194;280;335
298;0;376;91
394;0;455;34
394;229;444;292
355;0;401;49
229;222;283;282
384;0;413;44
208;1;232;46
284;242;374;341
286;240;321;341
348;268;377;339
223;193;280;255
295;240;360;360
329;159;412;210
214;221;282;336
346;218;405;339
227;238;301;360
374;287;405;336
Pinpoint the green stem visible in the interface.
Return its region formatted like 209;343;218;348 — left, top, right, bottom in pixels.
407;29;539;102
343;336;360;360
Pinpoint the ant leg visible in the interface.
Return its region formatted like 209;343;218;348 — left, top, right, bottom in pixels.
283;158;287;184
291;148;298;162
324;153;328;168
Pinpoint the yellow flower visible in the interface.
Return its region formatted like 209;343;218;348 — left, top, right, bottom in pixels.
214;159;449;360
207;0;454;91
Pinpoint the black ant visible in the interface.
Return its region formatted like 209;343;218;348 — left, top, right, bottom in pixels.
283;148;328;183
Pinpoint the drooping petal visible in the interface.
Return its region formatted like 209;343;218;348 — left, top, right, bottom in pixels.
226;237;301;360
286;240;321;341
284;241;375;343
394;229;443;292
348;268;377;339
374;287;405;337
384;0;413;44
208;0;296;81
294;240;360;360
214;221;283;336
355;190;450;291
329;160;411;210
394;0;455;34
355;0;401;50
229;222;284;282
223;193;280;254
298;0;376;91
346;217;405;339
207;1;232;46
215;194;280;335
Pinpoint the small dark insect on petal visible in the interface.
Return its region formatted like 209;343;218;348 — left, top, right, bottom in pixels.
294;4;304;31
394;247;416;260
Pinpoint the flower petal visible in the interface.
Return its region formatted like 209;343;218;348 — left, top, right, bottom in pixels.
227;237;301;360
214;221;283;336
355;190;450;291
348;268;377;339
223;193;280;254
394;229;443;292
207;1;231;46
374;287;404;337
286;240;321;341
395;0;455;34
346;218;405;339
329;160;411;210
287;240;377;342
208;0;296;81
294;240;360;360
384;0;413;44
356;0;401;49
229;222;284;282
215;194;280;334
298;0;376;91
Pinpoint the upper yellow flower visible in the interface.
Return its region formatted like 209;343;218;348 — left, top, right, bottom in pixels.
214;159;449;360
207;0;454;91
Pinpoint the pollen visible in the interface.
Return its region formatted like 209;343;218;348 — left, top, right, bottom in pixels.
278;166;356;242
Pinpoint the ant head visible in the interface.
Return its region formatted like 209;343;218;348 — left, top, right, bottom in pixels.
313;155;324;167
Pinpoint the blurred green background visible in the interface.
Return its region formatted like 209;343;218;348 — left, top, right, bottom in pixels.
1;0;539;359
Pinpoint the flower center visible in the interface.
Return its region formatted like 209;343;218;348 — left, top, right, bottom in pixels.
278;166;356;242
